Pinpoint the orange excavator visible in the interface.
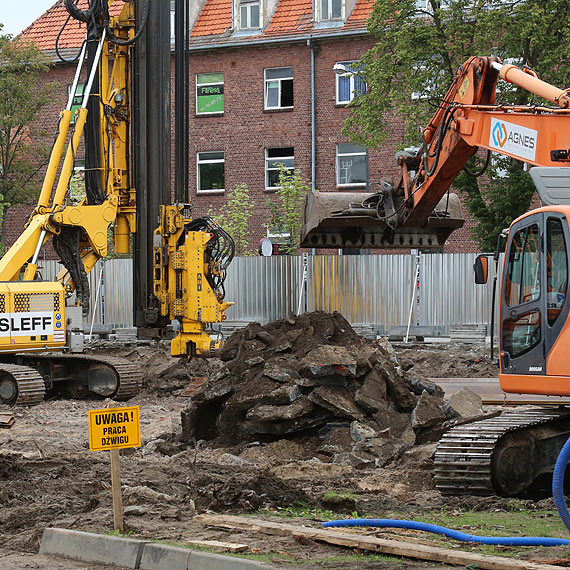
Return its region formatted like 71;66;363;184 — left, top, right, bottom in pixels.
301;56;570;496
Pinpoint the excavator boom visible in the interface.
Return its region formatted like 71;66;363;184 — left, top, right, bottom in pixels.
301;56;570;249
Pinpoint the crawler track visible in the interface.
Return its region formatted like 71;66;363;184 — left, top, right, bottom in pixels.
0;364;45;406
0;354;142;405
434;407;570;496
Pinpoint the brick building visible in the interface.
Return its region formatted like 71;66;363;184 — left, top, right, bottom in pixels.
13;0;479;255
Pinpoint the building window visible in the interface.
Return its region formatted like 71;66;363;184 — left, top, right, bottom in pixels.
335;62;366;104
239;0;260;29
197;151;225;193
196;73;224;115
318;0;343;21
265;147;294;189
68;83;84;123
336;144;367;187
264;67;293;110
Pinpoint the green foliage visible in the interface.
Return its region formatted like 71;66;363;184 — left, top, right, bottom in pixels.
266;164;311;254
455;156;536;251
346;0;570;148
345;0;570;249
0;33;58;242
207;182;254;256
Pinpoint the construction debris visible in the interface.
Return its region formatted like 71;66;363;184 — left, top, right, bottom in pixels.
181;312;481;466
195;514;566;570
0;413;14;429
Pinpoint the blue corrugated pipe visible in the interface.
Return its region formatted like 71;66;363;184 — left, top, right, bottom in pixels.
322;435;570;546
553;433;570;532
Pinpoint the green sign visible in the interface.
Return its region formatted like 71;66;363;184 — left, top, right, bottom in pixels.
197;85;224;114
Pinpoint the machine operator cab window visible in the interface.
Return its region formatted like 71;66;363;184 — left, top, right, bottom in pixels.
503;223;541;359
501;215;569;374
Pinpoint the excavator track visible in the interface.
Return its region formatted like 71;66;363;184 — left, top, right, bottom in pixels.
1;354;142;405
434;407;570;496
0;364;46;406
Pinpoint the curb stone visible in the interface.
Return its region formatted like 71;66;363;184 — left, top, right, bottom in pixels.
40;528;277;570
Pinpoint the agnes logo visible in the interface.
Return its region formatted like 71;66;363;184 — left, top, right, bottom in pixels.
492;121;507;147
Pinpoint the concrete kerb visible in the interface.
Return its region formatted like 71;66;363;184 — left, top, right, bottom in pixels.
40;528;277;570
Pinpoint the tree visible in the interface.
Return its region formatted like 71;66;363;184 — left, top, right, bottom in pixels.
0;30;56;247
266;164;311;254
345;0;570;249
208;182;255;255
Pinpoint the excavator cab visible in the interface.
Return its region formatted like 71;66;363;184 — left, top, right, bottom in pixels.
499;167;570;396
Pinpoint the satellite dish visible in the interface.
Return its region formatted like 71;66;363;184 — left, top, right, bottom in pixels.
259;238;273;256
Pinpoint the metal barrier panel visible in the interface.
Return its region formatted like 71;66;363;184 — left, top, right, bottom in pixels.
35;253;501;331
223;255;303;324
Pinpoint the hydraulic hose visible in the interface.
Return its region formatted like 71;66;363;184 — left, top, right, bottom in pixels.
322;518;570;546
324;435;570;546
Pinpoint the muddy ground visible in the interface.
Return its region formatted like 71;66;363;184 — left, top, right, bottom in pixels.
0;324;565;569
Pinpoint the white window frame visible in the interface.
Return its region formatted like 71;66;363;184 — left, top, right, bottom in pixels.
265;147;294;190
197;151;225;194
264;67;294;110
236;0;261;30
170;1;175;42
335;61;366;105
336;144;367;187
196;73;224;115
317;0;344;22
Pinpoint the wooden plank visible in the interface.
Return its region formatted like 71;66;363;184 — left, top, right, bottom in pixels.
185;539;248;553
194;514;567;570
0;413;14;429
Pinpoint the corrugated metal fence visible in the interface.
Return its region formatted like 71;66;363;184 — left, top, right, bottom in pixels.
38;253;500;333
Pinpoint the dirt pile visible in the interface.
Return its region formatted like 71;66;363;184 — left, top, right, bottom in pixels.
181;312;482;467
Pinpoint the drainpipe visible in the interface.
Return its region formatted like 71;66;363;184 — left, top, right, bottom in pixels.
308;39;316;191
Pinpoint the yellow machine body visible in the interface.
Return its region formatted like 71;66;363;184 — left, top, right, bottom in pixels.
0;282;66;352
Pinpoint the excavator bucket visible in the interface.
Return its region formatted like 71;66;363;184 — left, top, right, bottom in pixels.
300;191;465;250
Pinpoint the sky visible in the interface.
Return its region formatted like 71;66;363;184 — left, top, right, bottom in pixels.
1;0;55;36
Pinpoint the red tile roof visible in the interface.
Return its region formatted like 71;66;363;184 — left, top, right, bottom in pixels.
264;0;313;36
18;0;372;53
347;0;374;25
191;0;233;37
18;0;123;52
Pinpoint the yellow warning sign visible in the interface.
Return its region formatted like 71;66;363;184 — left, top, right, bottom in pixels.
88;406;141;451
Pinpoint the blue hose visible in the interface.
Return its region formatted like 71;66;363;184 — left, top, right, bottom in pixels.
322;518;570;546
322;435;570;546
553;433;570;532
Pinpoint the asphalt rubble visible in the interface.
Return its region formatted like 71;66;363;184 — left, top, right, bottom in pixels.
180;311;484;469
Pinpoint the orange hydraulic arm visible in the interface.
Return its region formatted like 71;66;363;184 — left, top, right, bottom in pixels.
393;56;570;229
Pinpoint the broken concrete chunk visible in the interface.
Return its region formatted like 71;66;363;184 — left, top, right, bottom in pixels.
411;391;446;429
398;443;437;467
245;356;265;367
318;422;351;439
295;375;347;387
350;420;378;443
405;376;445;398
246;396;314;422
300;345;357;378
354;365;388;413
242;409;332;436
352;439;406;467
308;385;365;420
273;342;293;353
444;388;483;420
263;364;300;383
374;410;416;446
381;363;417;411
